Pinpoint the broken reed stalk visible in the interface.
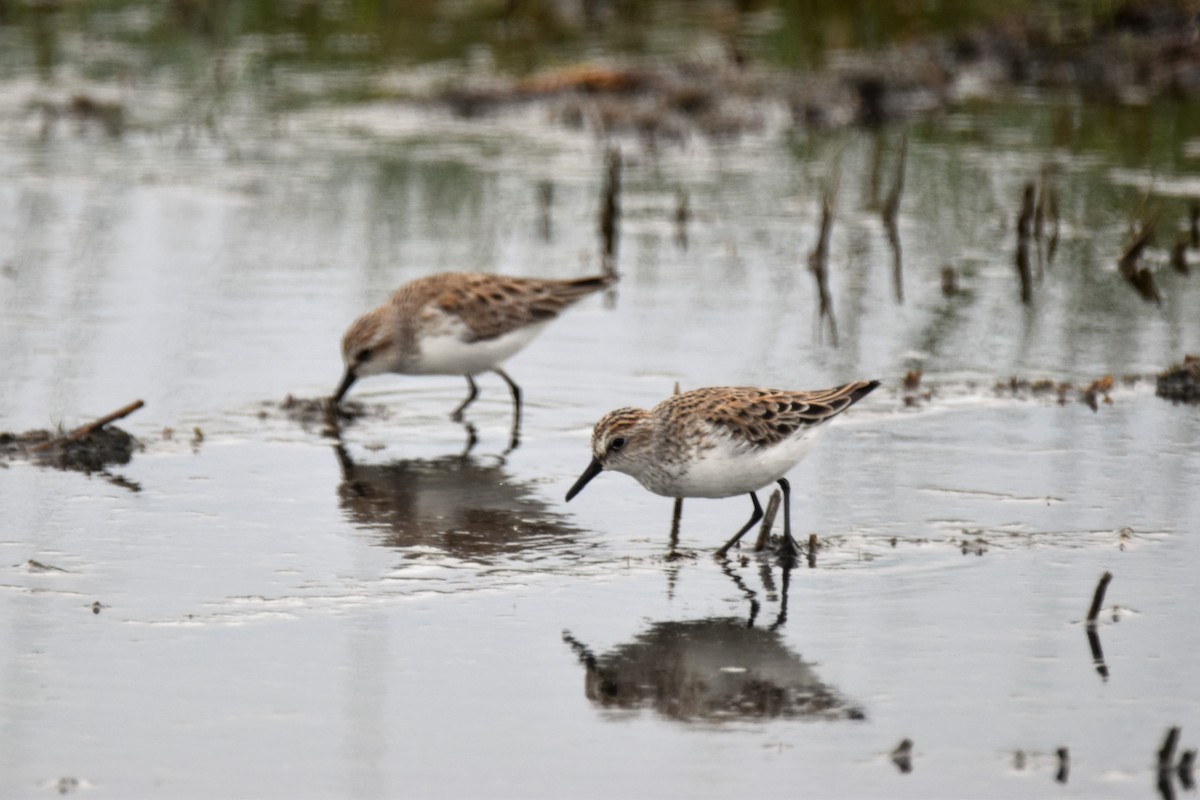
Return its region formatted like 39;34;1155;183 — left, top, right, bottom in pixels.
1179;749;1197;790
1159;726;1182;769
1086;625;1109;680
1056;747;1070;784
1190;202;1199;249
29;399;145;453
1118;212;1162;305
753;489;782;551
881;133;907;303
1015;182;1035;304
1086;570;1113;624
890;739;914;774
806;533;818;569
808;171;840;346
599;146;621;271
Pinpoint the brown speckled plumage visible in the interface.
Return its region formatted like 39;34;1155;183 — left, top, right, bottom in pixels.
568;380;880;556
592;382;879;459
391;272;612;343
679;383;878;449
334;271;614;436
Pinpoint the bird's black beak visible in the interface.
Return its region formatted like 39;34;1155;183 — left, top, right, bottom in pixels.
565;457;604;502
333;368;356;404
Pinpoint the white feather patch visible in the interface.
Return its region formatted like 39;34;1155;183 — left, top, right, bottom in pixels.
409;313;550;375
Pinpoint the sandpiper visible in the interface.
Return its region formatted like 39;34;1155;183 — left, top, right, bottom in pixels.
334;271;613;444
565;380;880;557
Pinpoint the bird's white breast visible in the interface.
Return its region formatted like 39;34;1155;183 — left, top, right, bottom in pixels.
409;313;549;376
636;428;823;498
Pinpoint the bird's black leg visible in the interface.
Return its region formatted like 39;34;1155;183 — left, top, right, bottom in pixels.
450;375;480;422
492;367;522;451
776;477;801;559
716;492;763;558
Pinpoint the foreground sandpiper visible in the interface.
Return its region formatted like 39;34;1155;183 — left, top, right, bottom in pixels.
566;380;880;558
334;271;613;444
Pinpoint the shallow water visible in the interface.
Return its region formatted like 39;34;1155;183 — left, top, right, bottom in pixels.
2;6;1200;799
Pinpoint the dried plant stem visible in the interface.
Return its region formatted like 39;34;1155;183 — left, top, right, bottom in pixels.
29;400;145;453
1086;571;1113;624
753;489;782;551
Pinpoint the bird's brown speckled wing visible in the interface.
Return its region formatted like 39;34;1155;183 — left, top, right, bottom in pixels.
396;272;611;342
665;381;880;449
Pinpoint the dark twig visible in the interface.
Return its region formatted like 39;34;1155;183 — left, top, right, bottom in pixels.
891;739;914;774
808;170;840;346
806;533;818;569
1015;183;1035;304
29;399;145;453
881;132;907;303
1056;747;1070;784
1086;571;1113;624
599;146;621;273
1160;727;1183;800
1179;749;1196;790
1160;727;1182;770
1086;625;1109;680
1160;767;1178;800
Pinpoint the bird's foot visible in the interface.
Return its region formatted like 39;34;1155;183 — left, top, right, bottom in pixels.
775;534;800;566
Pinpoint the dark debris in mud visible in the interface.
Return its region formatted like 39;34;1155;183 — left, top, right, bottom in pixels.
897;373;1138;411
0;425;140;473
264;394;387;436
992;374;1119;411
0;400;145;487
1156;355;1200;404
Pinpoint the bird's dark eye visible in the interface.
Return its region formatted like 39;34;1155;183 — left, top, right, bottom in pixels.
610;436;626;451
356;347;373;364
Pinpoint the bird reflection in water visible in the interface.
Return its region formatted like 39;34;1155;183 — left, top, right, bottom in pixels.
563;564;864;723
334;444;581;561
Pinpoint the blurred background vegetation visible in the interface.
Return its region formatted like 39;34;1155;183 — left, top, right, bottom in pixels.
0;0;1174;76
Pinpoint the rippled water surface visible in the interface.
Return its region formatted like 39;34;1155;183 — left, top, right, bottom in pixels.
2;5;1199;798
